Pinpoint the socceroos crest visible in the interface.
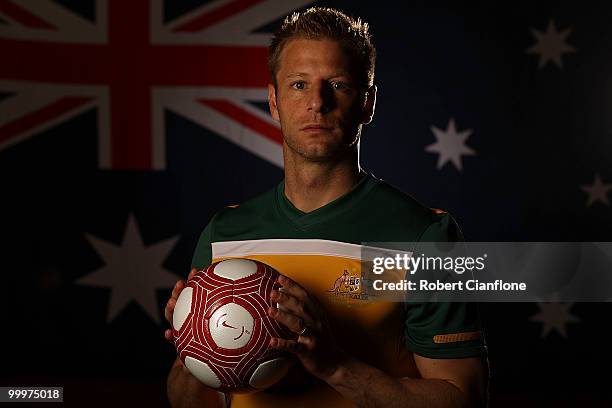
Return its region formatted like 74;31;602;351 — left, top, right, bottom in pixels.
327;268;368;305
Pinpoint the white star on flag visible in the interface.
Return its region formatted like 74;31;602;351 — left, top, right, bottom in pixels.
77;214;179;324
425;118;476;171
581;173;612;207
527;19;576;69
530;302;580;338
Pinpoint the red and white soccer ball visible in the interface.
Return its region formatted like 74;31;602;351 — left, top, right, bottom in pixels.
172;258;294;392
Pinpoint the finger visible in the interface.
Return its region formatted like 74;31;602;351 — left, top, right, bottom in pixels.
164;328;174;342
187;268;197;281
277;276;324;318
268;306;306;334
164;297;177;325
166;279;189;326
171;280;186;300
297;332;316;348
269;337;304;354
271;289;303;313
277;275;309;302
270;289;315;326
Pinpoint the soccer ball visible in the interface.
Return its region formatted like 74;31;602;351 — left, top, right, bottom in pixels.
172;258;294;392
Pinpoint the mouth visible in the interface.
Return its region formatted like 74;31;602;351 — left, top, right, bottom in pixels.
301;125;334;132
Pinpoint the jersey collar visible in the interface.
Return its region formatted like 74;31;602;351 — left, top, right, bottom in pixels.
275;173;378;229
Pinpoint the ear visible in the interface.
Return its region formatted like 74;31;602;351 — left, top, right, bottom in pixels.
360;85;377;125
268;83;280;122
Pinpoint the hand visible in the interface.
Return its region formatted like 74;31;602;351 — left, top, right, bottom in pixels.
164;268;198;343
164;267;228;408
268;275;347;382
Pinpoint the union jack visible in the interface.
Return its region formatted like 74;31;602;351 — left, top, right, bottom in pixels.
0;0;312;170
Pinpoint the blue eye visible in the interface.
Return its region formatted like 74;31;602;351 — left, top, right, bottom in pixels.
291;81;305;90
332;82;349;90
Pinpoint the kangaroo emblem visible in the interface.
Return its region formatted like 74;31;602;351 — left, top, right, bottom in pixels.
328;270;349;292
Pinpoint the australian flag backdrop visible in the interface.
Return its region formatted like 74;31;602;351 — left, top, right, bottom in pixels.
2;1;612;406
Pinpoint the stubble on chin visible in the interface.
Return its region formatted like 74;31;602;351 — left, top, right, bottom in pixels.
283;134;358;163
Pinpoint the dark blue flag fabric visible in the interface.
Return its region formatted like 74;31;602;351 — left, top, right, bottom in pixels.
1;1;611;406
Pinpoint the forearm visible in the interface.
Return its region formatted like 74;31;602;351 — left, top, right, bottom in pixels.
167;357;226;408
326;357;473;408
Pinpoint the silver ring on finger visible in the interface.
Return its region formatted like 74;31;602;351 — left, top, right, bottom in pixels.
297;318;305;333
297;320;310;336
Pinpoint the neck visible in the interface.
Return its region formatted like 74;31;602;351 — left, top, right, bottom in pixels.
283;145;363;213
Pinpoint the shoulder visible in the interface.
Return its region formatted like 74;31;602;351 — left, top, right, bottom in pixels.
365;175;463;242
208;183;279;235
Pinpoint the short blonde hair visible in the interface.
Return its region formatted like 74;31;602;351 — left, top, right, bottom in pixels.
268;7;376;91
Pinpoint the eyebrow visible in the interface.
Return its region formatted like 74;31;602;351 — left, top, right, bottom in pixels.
285;72;352;79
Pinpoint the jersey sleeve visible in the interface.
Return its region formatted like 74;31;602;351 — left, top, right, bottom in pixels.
403;212;486;358
191;219;214;269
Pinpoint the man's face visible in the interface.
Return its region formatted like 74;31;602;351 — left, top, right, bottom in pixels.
268;38;375;162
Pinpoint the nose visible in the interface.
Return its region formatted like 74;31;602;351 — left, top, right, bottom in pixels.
308;81;334;114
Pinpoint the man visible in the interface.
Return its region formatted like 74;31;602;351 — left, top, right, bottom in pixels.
164;7;488;408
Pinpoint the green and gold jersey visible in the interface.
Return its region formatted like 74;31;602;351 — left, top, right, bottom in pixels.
191;174;485;408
